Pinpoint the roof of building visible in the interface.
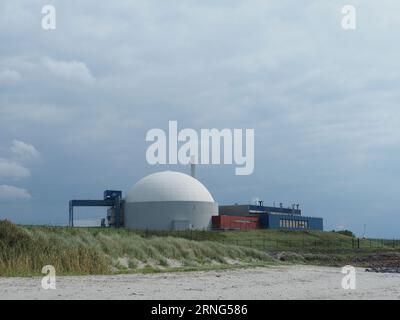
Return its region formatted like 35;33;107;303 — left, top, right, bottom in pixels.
125;171;215;203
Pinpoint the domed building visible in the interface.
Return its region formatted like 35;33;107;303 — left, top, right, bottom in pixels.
123;171;218;230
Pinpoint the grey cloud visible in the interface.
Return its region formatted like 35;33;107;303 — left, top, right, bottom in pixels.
0;184;31;201
42;57;95;85
11;140;40;160
0;140;40;203
0;69;21;84
0;158;30;180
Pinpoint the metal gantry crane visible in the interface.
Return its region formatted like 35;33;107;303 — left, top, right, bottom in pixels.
69;190;122;227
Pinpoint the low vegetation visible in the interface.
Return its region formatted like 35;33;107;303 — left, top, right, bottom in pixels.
1;220;399;277
136;228;399;251
332;229;355;237
0;221;275;277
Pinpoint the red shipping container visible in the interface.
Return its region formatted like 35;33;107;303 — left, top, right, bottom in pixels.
212;215;259;230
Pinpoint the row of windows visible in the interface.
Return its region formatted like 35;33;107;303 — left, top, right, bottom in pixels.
279;219;308;229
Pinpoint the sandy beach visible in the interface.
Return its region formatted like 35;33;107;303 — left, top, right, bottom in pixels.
1;265;399;300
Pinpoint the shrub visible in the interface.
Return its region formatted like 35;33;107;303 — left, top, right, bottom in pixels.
335;230;355;237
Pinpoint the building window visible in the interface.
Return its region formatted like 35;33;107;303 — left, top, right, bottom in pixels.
279;219;309;230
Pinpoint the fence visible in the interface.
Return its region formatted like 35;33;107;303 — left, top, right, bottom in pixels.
139;229;400;251
216;238;400;251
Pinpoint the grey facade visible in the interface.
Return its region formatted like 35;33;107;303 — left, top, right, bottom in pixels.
124;201;218;231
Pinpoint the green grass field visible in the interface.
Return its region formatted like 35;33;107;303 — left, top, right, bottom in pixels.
1;220;399;277
135;228;399;251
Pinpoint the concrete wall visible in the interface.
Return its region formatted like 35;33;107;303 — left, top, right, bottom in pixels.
124;201;218;230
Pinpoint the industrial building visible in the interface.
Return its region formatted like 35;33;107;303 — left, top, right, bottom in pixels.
217;204;323;231
69;169;323;231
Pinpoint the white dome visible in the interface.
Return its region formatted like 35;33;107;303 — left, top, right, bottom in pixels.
125;171;215;203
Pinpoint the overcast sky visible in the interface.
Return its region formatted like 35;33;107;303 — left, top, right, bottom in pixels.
0;1;399;237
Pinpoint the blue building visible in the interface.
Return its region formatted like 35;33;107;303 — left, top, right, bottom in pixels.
219;204;323;231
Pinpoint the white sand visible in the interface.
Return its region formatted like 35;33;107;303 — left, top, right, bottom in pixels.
1;265;399;300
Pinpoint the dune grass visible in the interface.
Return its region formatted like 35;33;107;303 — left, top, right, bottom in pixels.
2;221;398;277
0;221;275;277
